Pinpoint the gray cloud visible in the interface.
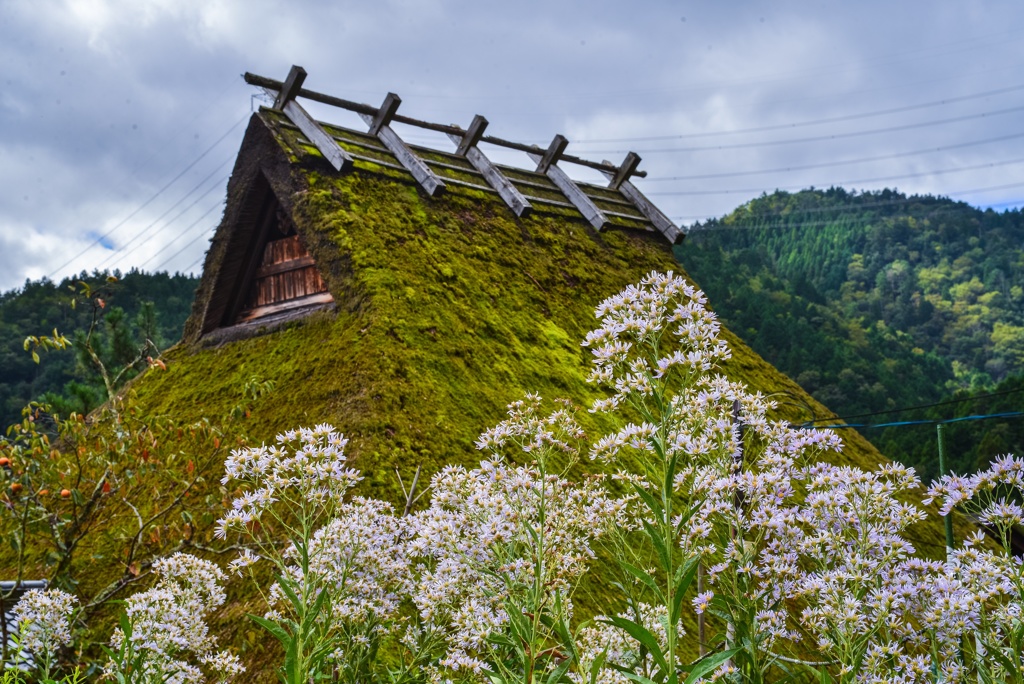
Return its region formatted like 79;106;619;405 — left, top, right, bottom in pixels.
2;0;1024;291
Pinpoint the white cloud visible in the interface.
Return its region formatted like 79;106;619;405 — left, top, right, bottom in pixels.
2;0;1024;290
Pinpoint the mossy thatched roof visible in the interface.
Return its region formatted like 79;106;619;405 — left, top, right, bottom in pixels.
139;109;959;557
9;106;968;679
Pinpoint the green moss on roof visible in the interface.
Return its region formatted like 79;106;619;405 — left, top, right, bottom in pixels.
148;110;962;552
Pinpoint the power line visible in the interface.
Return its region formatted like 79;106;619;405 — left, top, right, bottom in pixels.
802;386;1024;425
672;193;1024;223
645;131;1024;182
150;224;218;274
809;411;1024;430
585;103;1024;155
679;190;1024;231
48;113;246;280
181;252;208;275
650;158;1024;197
93;163;232;272
142;202;224;271
572;83;1024;144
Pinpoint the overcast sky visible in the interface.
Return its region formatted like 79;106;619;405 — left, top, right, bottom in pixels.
2;0;1023;292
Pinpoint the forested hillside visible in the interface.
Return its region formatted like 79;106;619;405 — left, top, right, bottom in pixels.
0;270;198;427
677;187;1024;478
6;190;1024;480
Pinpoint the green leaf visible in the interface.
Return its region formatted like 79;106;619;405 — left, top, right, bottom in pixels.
587;649;609;684
681;648;738;684
642;519;672;571
300;586;329;635
671;558;699;623
618;560;665;602
274;574;304;614
545;658;572;684
612;669;658;684
603;616;669;676
631;483;664;520
674;503;699;538
664;454;678;502
248;614;292;647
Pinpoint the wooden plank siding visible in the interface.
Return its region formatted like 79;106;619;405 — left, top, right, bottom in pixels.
238;235;332;322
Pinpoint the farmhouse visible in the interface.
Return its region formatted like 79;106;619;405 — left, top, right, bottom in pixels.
136;66;953;551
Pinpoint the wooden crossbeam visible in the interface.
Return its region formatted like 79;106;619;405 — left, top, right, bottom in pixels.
359;111;446;197
369;93;401;136
448;117;532;217
273;65;307;110
528;150;608;230
283;100;354;173
609;152;642;190
601;160;685;244
535;135;568;174
456;115;488;156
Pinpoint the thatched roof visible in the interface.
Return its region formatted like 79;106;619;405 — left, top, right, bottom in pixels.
134;75;954;562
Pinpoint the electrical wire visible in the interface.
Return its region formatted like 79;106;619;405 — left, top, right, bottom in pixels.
649;158;1024;197
142;202;224;271
573;83;1024;144
92;163;232;272
802;387;1024;425
149;224;218;274
586;103;1024;155
645;131;1024;182
671;194;1024;224
47;113;247;280
807;411;1024;430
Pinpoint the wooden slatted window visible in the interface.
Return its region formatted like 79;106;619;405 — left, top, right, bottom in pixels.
235;232;332;323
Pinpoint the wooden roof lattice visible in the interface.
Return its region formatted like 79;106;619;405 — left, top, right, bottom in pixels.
245;65;686;244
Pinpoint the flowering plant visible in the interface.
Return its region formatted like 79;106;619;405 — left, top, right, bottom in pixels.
9;272;1024;684
926;455;1024;682
409;395;622;684
104;553;242;683
7;587;77;681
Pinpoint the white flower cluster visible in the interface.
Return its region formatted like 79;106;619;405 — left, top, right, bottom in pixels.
583;271;730;413
476;393;584;455
11;587;77;665
111;553;243;683
927;453;1024;525
408;454;623;676
216;423;360;539
281;496;411;626
921;455;1024;679
782;464;932;670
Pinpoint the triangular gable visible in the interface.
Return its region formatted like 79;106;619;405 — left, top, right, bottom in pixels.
197;171;333;338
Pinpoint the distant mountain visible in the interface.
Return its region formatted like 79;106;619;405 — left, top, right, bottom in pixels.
676;187;1024;479
0;270;198;428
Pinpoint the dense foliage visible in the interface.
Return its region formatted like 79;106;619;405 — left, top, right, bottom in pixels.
677;187;1024;478
6;273;1024;684
0;271;198;427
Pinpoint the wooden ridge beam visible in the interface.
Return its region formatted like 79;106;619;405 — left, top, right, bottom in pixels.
601;160;685;244
369;92;401;135
456;115;488;156
527;149;609;230
449;116;532;217
245;70;647;178
273;65;307;110
360;96;445;197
